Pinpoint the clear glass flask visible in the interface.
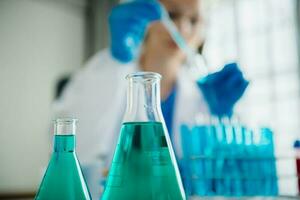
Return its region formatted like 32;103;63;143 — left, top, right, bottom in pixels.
101;72;186;200
35;119;91;200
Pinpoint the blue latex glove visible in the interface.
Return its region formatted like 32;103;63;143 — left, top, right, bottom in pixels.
197;63;249;118
109;1;162;63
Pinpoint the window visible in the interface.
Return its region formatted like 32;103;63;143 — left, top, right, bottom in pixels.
204;0;299;195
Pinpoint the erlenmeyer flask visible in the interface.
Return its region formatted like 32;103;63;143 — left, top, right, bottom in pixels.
35;119;91;200
101;72;186;200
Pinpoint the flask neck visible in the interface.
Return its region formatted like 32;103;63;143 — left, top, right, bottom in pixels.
124;72;162;122
54;135;75;152
53;119;77;152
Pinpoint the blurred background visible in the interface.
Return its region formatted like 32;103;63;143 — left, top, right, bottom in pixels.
0;0;299;198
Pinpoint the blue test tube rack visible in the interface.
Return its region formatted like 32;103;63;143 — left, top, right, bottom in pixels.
180;123;278;197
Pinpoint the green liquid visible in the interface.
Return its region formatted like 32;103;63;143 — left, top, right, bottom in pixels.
101;122;185;200
35;135;91;200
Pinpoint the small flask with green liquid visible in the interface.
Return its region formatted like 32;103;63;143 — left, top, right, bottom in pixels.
101;72;186;200
35;119;91;200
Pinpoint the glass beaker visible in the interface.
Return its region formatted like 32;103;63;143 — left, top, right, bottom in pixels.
101;72;186;200
35;119;91;200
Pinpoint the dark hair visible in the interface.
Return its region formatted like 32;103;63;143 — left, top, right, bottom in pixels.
198;41;204;54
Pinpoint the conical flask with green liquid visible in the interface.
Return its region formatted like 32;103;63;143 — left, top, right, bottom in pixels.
101;72;186;200
35;119;91;200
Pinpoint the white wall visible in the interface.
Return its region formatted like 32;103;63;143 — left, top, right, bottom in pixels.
0;0;87;193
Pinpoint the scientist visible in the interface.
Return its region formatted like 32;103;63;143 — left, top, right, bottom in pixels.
53;0;248;195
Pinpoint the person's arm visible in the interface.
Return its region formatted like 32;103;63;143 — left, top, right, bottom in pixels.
52;49;120;164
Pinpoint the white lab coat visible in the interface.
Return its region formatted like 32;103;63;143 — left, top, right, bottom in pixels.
53;49;209;196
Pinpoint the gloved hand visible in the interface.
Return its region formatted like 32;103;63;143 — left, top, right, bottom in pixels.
197;63;249;118
109;1;162;63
